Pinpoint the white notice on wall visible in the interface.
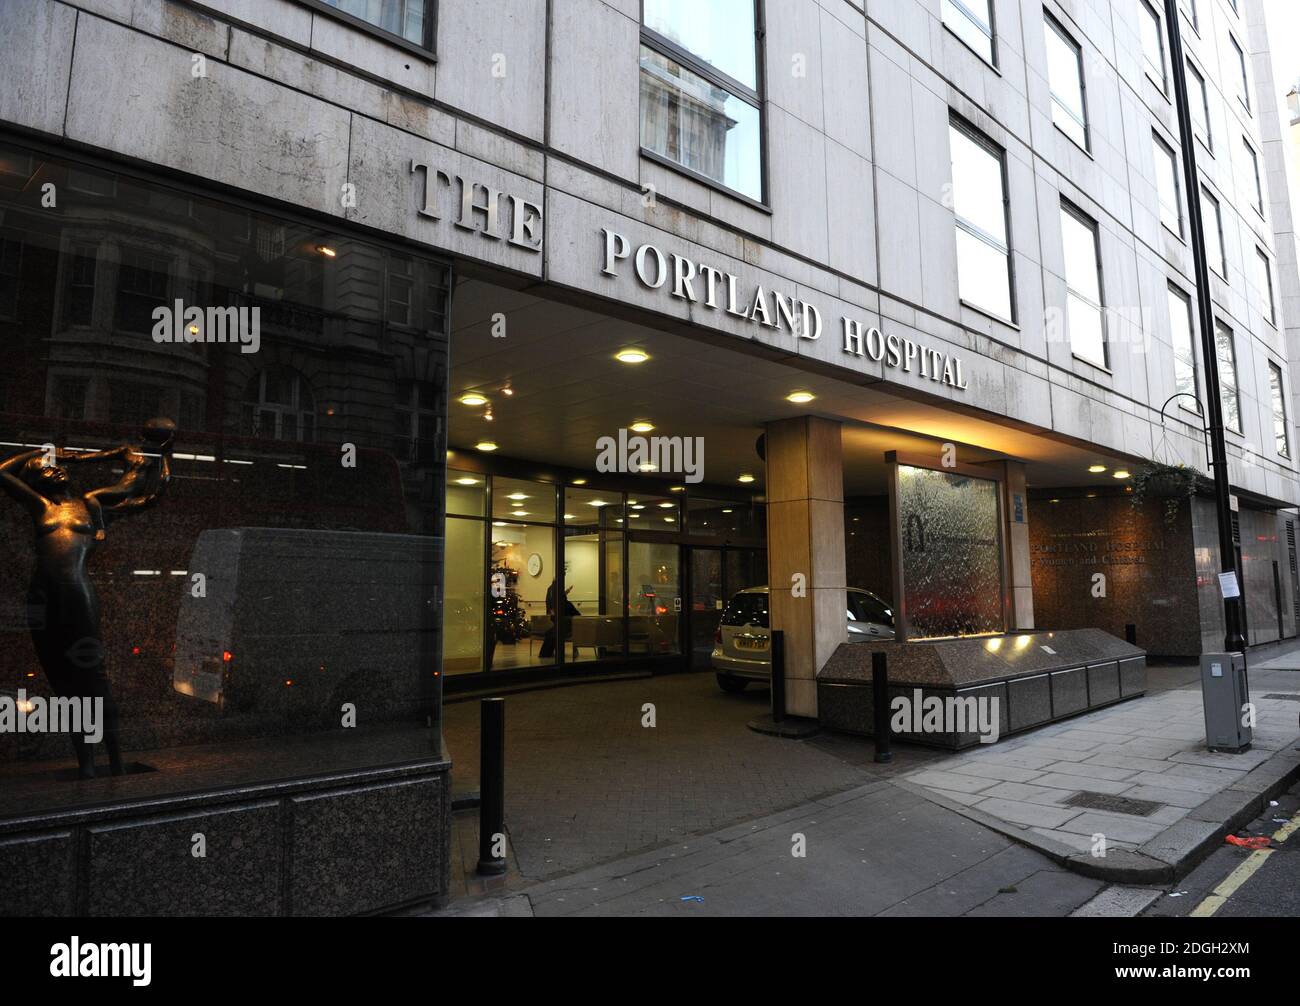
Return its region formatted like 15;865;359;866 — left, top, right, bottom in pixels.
1218;571;1241;599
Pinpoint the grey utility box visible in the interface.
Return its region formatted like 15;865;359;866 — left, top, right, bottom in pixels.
1200;652;1252;753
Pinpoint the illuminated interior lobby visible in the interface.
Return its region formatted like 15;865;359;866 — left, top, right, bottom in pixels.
440;272;1286;716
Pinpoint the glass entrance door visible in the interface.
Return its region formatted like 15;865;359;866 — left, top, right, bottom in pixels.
688;548;724;669
627;540;682;657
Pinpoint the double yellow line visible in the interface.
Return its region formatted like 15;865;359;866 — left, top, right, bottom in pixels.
1191;807;1300;917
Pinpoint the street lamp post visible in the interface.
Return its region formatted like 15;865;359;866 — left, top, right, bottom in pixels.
1163;0;1247;652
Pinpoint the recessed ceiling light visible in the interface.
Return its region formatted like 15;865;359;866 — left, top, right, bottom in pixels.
786;391;815;404
1088;464;1107;473
658;502;674;509
615;349;650;364
669;485;684;492
630;421;655;433
638;463;658;472
501;386;514;396
664;517;675;523
722;509;733;514
1050;498;1060;504
455;477;479;486
316;245;336;258
588;500;608;507
563;514;576;520
738;474;755;484
476;441;498;452
1113;470;1131;479
506;493;529;501
460;393;489;407
512;510;529;517
630;504;645;510
572;478;587;486
492;521;506;527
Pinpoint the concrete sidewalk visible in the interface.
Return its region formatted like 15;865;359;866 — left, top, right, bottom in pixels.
896;662;1300;882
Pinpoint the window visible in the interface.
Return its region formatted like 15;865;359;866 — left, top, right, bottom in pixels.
316;0;433;50
1168;284;1197;401
115;248;169;333
639;0;763;203
1270;362;1289;457
1153;133;1182;236
1060;202;1106;367
1242;138;1264;215
1140;1;1166;92
244;367;316;442
1180;0;1198;32
1200;187;1226;278
942;0;995;65
1230;35;1250;112
1215;321;1241;432
1186;61;1211;149
49;376;88;421
1044;13;1088;149
394;379;442;465
64;246;96;327
1258;247;1276;325
949;119;1014;321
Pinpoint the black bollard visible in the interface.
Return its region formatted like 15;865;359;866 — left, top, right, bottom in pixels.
770;629;786;723
1125;623;1137;646
477;697;507;876
872;651;892;763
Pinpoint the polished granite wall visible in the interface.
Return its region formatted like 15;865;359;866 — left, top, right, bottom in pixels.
0;748;451;917
1193;499;1298;651
1029;493;1199;656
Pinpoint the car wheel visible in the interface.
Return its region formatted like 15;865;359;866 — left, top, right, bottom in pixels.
716;673;748;694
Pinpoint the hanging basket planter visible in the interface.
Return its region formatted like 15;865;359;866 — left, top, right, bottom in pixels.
1128;461;1201;526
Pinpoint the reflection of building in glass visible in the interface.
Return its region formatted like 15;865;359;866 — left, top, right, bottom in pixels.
639;49;739;186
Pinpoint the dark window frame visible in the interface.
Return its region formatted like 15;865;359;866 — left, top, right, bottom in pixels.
1044;10;1090;152
1059;197;1109;370
294;0;438;60
1270;360;1290;458
942;0;998;68
637;0;769;209
1153;130;1183;238
949;113;1018;325
1140;0;1168;95
1168;282;1200;413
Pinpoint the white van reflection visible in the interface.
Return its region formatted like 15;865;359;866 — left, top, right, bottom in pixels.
174;528;439;722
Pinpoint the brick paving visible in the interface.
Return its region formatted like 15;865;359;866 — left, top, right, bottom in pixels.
441;671;943;881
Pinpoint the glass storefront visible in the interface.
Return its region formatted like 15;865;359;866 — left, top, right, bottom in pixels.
442;468;763;681
0;138;450;806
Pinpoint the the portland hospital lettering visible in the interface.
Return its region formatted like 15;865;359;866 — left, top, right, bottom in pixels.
600;228;968;391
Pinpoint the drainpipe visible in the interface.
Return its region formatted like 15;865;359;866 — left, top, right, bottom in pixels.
1163;0;1247;652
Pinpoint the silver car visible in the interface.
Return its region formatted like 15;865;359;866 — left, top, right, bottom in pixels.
712;586;895;693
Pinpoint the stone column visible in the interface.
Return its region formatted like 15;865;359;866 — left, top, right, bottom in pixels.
765;416;846;718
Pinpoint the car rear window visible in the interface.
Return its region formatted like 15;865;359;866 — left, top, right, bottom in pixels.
847;591;894;628
721;592;769;628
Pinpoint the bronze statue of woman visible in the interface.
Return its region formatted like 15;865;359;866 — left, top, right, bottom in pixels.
1;418;174;778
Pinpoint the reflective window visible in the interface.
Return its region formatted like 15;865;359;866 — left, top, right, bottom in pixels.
1215;321;1241;432
1140;1;1166;91
446;468;486;516
1270;362;1289;458
319;0;431;48
1045;14;1088;150
639;1;763;202
1180;0;1199;32
1060;202;1106;367
942;0;995;65
1154;133;1182;236
1187;62;1211;149
1242;138;1264;215
1258;248;1276;325
491;476;556;523
950;119;1014;321
1201;188;1227;278
1168;284;1197;401
1231;35;1250;112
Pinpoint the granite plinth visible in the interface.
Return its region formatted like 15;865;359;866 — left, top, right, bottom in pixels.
817;629;1145;749
0;726;452;916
